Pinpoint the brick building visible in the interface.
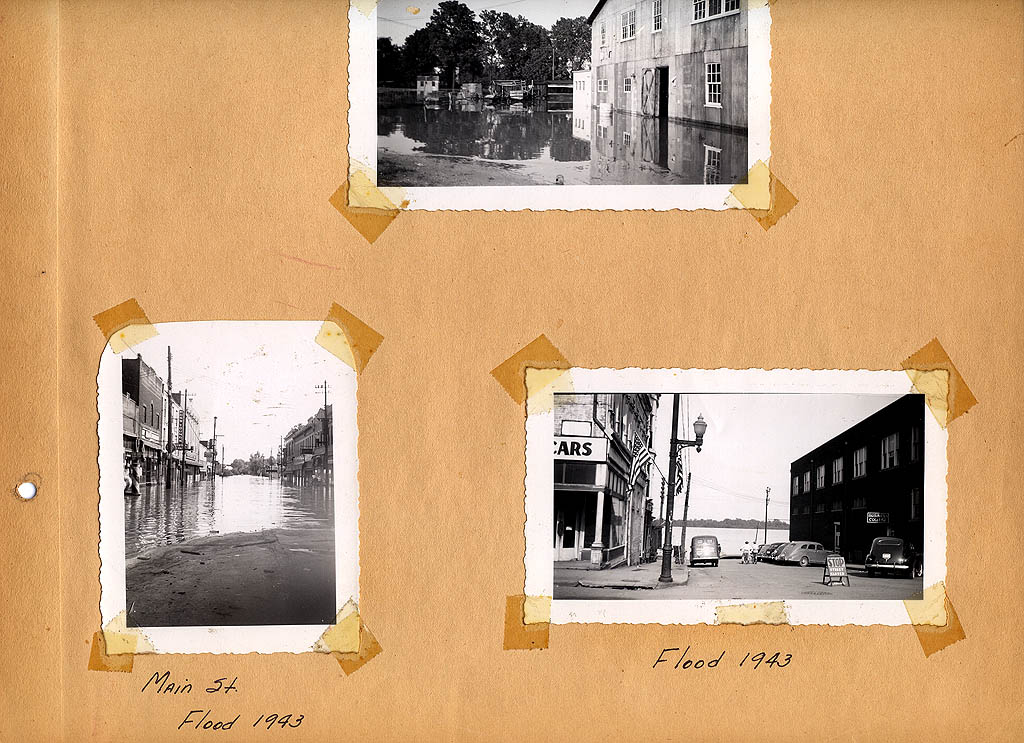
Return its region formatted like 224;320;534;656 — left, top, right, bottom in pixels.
282;405;333;487
789;395;926;563
553;393;659;568
122;355;166;485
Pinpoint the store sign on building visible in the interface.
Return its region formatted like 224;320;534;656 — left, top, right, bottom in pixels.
554;436;607;461
866;511;889;524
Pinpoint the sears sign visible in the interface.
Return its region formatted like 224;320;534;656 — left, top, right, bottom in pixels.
553;436;607;461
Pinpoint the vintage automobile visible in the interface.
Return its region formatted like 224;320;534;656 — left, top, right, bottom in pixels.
756;542;785;562
864;537;923;578
776;541;829;567
689;535;721;567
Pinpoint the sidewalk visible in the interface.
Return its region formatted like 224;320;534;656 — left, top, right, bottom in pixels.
555;560;689;590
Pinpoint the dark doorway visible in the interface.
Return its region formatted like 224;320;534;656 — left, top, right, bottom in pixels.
657;66;669;119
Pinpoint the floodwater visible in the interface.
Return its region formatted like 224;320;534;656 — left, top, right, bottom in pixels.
377;103;748;187
124;474;333;559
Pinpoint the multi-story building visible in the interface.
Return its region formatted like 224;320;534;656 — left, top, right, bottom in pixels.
585;0;748;184
122;356;167;485
282;405;333;488
170;392;205;485
553;393;659;569
789;395;926;563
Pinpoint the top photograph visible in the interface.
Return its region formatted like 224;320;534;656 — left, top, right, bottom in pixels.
348;0;772;210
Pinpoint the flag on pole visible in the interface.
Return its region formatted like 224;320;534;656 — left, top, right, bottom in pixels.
628;431;654;487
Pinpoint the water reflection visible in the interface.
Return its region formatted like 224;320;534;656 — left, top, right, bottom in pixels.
377;103;747;186
124;475;333;559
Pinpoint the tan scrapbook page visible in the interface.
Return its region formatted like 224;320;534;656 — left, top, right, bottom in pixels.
2;0;1023;740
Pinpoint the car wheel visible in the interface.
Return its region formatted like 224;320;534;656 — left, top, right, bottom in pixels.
799;556;809;567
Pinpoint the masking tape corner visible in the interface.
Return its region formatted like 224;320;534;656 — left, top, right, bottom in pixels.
503;594;550;650
92;299;158;354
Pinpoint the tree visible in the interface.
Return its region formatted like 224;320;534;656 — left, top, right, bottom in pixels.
400;27;439;86
424;0;484;88
550;17;591;79
377;37;405;86
229;458;248;475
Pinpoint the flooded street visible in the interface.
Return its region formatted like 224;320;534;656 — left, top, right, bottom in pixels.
125;474;333;559
377;104;747;187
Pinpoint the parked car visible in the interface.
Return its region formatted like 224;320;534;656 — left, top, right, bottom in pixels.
864;537;923;578
756;542;785;562
769;541;796;563
777;541;829;567
689;535;720;567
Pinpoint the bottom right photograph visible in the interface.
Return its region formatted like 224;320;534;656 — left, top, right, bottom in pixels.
525;369;946;625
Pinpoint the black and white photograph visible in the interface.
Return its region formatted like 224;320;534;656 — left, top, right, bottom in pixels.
349;0;771;210
525;369;947;625
98;322;359;653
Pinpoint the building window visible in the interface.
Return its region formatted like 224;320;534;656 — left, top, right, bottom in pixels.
852;496;867;509
854;446;867;478
598;79;608;93
623;77;632;93
653;0;663;32
620;8;636;40
910;426;921;462
815;502;825;514
832;456;843;485
622;131;631;146
705;62;722;106
802;471;810;493
695;0;739;21
801;505;810;515
831;498;842;512
704;145;720;185
816;464;826;490
792;475;799;496
910;487;923;521
600;22;606;45
881;433;899;470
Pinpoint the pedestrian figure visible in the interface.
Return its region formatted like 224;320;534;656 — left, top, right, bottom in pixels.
742;540;752;564
129;457;142;497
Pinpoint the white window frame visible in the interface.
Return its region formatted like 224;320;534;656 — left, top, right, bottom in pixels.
652;0;663;32
703;145;721;185
623;76;632;93
792;475;799;495
620;8;636;41
910;426;921;462
600;22;606;46
598;78;608;93
881;433;899;470
816;464;826;489
832;456;843;485
854;446;867;478
693;0;741;24
802;471;810;493
622;131;631;146
705;62;722;107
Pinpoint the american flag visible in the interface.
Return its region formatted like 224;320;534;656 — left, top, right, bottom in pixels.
628;431;654;488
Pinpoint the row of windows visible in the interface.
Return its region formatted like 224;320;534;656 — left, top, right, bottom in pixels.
600;0;739;44
793;489;921;519
597;63;724;108
140;401;161;430
792;427;922;494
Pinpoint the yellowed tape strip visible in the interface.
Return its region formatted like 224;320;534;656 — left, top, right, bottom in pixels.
727;160;799;231
503;595;549;650
87;630;133;673
490;335;571;406
330;160;408;244
905;583;966;658
92;298;158;354
523;595;551;625
902;338;978;428
332;614;384;676
101;609;156;657
316;302;384;374
715;601;789;625
351;0;378;18
313;599;361;654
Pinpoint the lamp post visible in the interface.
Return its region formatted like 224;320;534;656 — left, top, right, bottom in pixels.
659;397;707;583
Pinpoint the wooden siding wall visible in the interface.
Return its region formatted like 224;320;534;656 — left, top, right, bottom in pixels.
591;0;748;129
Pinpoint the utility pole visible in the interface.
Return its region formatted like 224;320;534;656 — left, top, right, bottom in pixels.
165;347;173;488
764;486;771;545
678;472;692;565
179;389;188;488
212;416;218;480
659;395;681;583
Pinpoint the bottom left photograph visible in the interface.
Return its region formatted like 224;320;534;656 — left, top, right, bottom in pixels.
97;321;360;653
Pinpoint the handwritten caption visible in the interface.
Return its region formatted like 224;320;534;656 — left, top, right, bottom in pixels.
652;646;793;670
141;671;305;731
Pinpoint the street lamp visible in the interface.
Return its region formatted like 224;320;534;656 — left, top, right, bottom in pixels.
659;403;707;583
